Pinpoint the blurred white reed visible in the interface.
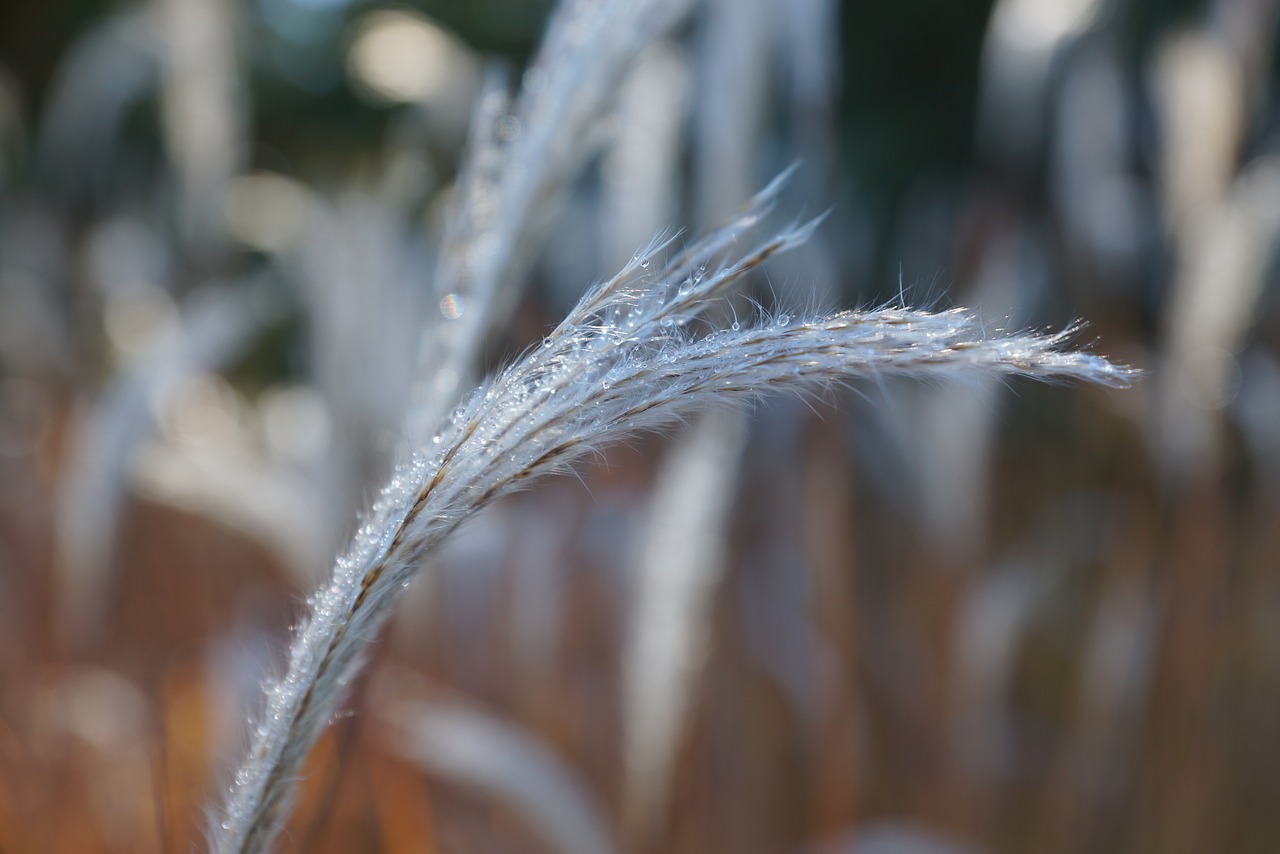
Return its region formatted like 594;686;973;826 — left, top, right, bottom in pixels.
977;0;1105;169
603;41;690;271
155;0;245;251
693;0;771;226
1151;28;1280;478
622;406;747;839
382;696;616;854
56;288;261;645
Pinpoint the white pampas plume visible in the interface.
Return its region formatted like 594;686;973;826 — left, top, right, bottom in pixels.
209;174;1134;853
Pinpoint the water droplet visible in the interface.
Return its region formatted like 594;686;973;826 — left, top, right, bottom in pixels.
439;293;465;320
777;314;790;326
542;336;553;348
496;114;522;142
522;67;547;93
731;321;740;331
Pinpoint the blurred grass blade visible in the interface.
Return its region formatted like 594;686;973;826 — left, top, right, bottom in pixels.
383;701;616;854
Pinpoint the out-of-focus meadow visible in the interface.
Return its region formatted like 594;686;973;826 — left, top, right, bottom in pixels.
1;0;1278;851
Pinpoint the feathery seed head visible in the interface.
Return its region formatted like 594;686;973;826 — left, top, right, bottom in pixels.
211;170;1133;854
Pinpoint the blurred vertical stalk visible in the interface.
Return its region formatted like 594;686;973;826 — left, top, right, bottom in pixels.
156;0;245;261
1151;22;1280;480
976;0;1106;173
692;0;770;227
602;42;690;275
623;409;748;844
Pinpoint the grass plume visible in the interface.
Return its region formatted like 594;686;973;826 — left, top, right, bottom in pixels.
210;176;1133;853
